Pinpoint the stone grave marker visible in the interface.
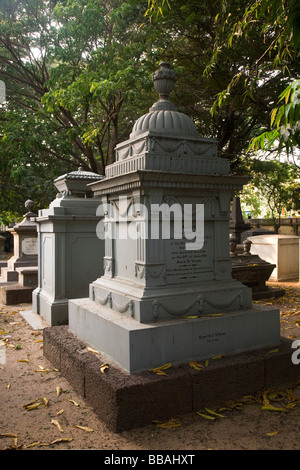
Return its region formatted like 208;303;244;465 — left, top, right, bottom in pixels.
68;62;280;373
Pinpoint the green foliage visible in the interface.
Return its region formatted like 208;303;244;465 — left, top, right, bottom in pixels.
0;0;156;219
1;0;299;220
249;79;300;158
241;159;300;230
141;0;300;169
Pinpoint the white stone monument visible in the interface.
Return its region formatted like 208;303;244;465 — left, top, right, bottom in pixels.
32;167;105;325
0;200;38;284
69;63;280;373
248;234;300;281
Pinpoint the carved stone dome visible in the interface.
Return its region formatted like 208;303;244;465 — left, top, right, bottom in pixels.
130;62;199;139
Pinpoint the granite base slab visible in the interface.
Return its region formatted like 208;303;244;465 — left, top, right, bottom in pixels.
43;325;300;433
32;289;69;326
68;298;280;373
0;282;35;305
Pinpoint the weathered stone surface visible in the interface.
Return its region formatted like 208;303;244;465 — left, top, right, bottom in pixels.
32;168;104;325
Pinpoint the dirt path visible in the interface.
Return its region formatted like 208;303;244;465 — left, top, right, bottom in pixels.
0;281;300;452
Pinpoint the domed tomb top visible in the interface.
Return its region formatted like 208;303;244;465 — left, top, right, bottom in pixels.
130;62;199;139
54;166;104;194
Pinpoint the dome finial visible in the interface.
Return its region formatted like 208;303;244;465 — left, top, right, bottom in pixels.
150;62;178;112
152;62;177;100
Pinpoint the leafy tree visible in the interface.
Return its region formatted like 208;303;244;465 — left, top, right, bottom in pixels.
213;0;300;163
0;0;156;222
142;0;300;172
241;159;300;231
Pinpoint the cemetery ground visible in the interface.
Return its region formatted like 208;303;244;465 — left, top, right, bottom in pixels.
0;281;300;452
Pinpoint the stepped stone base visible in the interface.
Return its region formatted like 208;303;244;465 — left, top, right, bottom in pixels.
43;325;300;433
69;298;280;373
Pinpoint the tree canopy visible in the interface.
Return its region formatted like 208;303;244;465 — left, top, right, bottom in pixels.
0;0;299;223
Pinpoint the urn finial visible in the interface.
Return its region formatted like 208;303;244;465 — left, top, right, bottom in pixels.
152;62;177;101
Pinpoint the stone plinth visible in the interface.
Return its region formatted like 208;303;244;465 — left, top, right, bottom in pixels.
1;200;37;278
68;63;280;374
249;234;300;281
32;167;104;325
43;325;299;432
0;201;38;304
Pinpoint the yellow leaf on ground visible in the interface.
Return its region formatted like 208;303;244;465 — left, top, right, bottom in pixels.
204;408;226;418
72;425;94;432
87;347;100;355
56;386;62;397
212;354;224;359
25;402;42;411
261;405;287;412
100;363;109;374
67;399;79;407
196;411;216;420
42;397;49;407
57;409;64;416
17;359;29;363
149;363;172;375
266;348;279;355
24;442;41;448
154;418;182;428
266;430;282;436
50;438;73;445
51;419;63;432
189;361;204;370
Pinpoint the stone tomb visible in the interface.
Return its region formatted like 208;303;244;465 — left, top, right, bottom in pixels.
68;63;280;373
249;234;300;281
32;167;104;326
0;201;39;304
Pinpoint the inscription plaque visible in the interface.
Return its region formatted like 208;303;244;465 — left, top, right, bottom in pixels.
22;237;38;256
165;233;213;283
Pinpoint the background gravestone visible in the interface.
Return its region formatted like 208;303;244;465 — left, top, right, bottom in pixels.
32;167;105;325
0;200;38;304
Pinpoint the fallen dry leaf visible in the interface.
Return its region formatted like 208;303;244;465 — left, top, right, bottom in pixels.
261;405;287;412
24;441;41;448
87;347;100;355
51;419;63;432
100;363;109;374
42;396;49;407
67;399;79;407
23;398;45;411
189;361;204;370
266;348;279;355
204;408;226;418
149;362;172;375
72;425;94;432
0;433;18;438
50;438;73;445
154;418;182;428
266;430;282;436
